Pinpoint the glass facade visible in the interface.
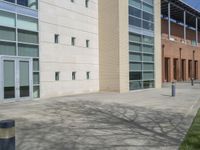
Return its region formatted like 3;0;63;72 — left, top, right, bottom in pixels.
0;1;39;98
129;0;155;90
4;0;38;10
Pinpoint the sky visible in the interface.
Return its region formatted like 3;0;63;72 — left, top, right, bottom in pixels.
184;0;200;10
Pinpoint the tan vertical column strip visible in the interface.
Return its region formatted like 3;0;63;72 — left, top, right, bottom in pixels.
154;0;162;88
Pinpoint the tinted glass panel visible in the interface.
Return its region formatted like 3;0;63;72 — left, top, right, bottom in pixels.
0;26;16;41
129;43;141;52
143;72;154;80
18;44;39;57
143;63;154;71
143;20;154;31
129;6;141;18
143;11;153;22
130;81;142;90
4;0;15;3
129;0;141;8
129;16;141;27
4;60;15;99
17;0;38;10
19;61;30;97
17;15;38;31
143;3;153;13
130;63;142;71
143;54;154;62
129;33;141;42
0;10;15;27
143;80;154;88
143;45;154;53
129;53;142;62
18;30;38;44
130;72;142;80
0;42;16;55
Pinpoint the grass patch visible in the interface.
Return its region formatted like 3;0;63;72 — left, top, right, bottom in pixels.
179;109;200;150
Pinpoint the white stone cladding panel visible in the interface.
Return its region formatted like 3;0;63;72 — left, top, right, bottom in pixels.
39;0;99;98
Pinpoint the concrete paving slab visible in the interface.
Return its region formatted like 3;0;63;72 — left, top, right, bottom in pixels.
0;83;200;150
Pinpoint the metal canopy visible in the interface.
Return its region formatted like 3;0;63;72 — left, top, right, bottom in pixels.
162;0;200;30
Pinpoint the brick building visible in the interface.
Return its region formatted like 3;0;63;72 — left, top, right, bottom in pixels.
161;0;200;82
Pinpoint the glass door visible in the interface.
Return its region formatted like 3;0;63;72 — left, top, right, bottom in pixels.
3;60;16;99
19;60;30;98
0;56;32;101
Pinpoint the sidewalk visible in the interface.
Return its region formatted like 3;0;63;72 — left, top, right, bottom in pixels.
0;83;200;150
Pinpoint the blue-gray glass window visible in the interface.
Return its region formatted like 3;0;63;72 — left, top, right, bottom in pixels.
0;26;16;41
143;0;153;6
33;86;39;98
0;10;15;27
129;0;155;90
129;43;142;52
17;15;38;31
130;63;142;71
129;6;141;18
129;53;142;61
129;33;141;42
129;16;141;27
130;81;142;90
129;0;141;8
130;72;142;80
143;45;154;53
143;72;154;80
0;42;16;55
33;72;39;84
33;59;39;71
143;54;154;62
143;81;154;88
4;0;15;3
18;44;39;57
18;30;38;44
143;35;154;44
143;20;154;31
17;0;38;10
143;11;153;22
143;3;153;14
143;63;154;71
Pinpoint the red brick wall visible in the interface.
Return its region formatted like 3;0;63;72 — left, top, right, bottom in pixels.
161;19;200;82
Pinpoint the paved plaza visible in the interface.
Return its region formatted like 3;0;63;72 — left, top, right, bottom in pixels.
0;83;200;150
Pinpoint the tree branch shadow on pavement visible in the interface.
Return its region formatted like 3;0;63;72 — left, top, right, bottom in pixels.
15;100;191;150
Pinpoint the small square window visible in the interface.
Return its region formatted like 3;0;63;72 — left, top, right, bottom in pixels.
72;72;76;80
85;0;89;8
71;0;74;3
71;37;76;46
86;72;90;80
54;34;59;43
55;72;60;81
86;40;90;48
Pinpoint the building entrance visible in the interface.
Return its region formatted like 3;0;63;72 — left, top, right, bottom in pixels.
0;56;33;101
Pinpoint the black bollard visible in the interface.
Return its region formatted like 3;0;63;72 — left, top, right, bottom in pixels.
172;82;176;97
0;120;15;150
191;78;194;86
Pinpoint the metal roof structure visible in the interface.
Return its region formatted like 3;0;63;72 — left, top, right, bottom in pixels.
161;0;200;30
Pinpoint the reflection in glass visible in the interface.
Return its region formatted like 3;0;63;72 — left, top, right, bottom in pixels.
20;61;30;97
4;60;15;99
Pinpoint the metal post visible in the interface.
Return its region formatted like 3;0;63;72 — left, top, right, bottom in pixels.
184;11;186;43
196;18;198;46
191;78;194;86
0;120;15;150
172;82;176;97
168;2;171;39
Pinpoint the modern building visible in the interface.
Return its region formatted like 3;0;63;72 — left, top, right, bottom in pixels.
4;0;198;101
99;0;161;92
0;0;99;100
161;0;200;82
